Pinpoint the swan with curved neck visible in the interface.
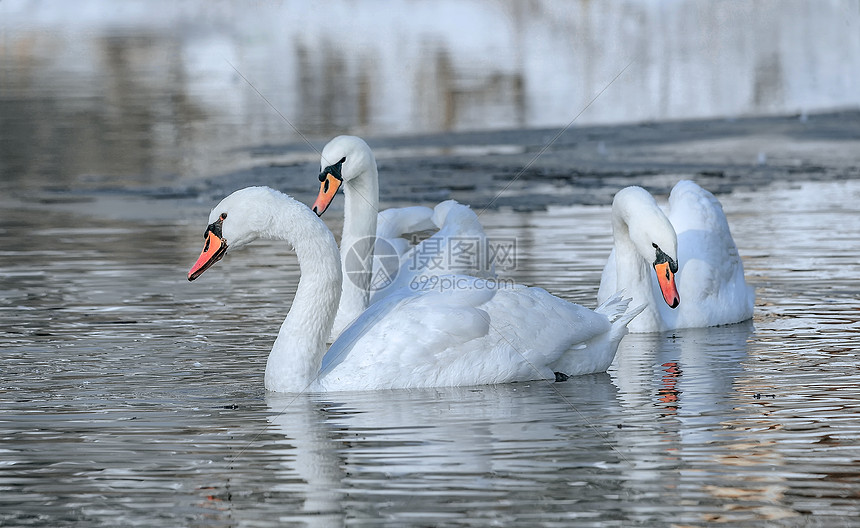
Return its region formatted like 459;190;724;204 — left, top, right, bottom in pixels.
188;187;341;391
312;135;492;338
188;186;643;392
597;181;754;332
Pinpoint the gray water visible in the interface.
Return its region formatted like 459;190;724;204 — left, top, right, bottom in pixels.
3;180;860;526
3;4;860;525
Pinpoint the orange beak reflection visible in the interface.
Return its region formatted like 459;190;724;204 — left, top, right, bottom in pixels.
654;261;680;308
188;229;227;281
312;172;342;217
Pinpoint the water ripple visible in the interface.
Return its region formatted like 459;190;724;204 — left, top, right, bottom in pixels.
3;182;860;525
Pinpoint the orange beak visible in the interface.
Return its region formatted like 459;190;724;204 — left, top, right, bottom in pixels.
311;172;342;217
654;261;680;308
188;227;227;281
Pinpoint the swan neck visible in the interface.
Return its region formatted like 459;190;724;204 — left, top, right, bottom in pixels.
333;160;379;334
265;204;342;392
610;195;669;331
613;223;650;289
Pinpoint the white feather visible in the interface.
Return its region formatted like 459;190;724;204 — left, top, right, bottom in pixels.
191;187;643;393
598;180;754;332
318;136;493;339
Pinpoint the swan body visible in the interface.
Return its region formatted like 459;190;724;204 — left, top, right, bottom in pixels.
188;186;643;393
312;136;493;338
598;180;754;332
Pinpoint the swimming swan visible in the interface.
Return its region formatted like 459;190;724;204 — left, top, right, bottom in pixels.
597;180;754;332
311;135;493;338
188;186;643;392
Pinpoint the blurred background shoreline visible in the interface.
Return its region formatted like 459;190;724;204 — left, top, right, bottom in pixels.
2;0;859;209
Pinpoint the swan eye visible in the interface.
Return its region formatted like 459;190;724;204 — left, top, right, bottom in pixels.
319;157;346;183
204;214;226;241
653;244;679;274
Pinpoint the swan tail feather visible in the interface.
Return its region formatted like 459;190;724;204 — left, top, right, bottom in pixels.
550;292;644;377
594;290;630;323
612;302;646;341
596;290;646;341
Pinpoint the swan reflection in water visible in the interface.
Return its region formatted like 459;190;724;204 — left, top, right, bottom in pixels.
260;322;803;523
610;322;798;522
614;321;754;423
264;376;626;523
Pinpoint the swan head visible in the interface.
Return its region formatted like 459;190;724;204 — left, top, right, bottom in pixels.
613;186;680;309
312;135;377;216
652;242;680;308
188;187;282;281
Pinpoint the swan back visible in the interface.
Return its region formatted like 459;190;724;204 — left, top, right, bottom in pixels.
316;274;639;391
667;180;754;327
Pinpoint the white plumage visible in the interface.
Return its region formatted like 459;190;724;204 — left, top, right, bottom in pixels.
313;136;493;339
188;187;643;393
598;180;754;332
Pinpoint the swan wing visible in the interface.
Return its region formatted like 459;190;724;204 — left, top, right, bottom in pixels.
667;180;734;239
667;180;754;326
319;276;629;391
375;205;437;242
484;285;614;371
319;276;497;390
371;200;495;304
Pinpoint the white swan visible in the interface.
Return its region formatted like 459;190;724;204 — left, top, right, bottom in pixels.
597;180;754;333
311;135;493;338
188;186;643;392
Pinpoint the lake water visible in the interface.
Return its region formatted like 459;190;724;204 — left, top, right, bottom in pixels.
3;179;860;526
3;4;860;524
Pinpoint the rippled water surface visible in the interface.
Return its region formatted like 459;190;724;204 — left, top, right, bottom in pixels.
4;4;860;525
3;180;860;526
